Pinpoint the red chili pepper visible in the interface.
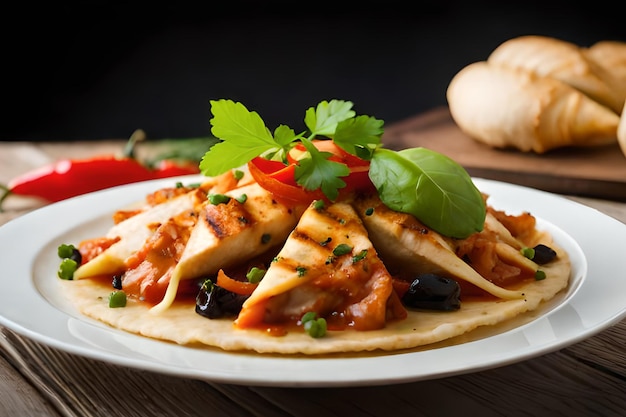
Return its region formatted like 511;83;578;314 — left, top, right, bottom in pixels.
151;159;201;179
0;130;201;209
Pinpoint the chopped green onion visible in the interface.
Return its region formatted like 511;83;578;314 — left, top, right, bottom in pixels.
235;193;248;204
333;243;353;256
313;200;325;210
233;169;244;180
57;243;76;259
304;320;327;338
109;291;127;308
301;312;327;338
535;270;547;280
57;258;77;280
365;207;374;216
208;193;231;205
200;278;214;292
301;311;317;323
352;249;368;263
296;266;307;277
521;247;535;260
246;267;266;283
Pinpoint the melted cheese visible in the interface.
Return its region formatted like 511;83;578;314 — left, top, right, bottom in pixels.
352;194;526;300
73;189;204;280
151;182;306;313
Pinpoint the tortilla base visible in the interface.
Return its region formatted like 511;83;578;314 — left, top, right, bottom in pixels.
60;243;571;355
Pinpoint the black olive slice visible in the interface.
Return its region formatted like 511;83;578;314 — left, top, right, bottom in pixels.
401;273;461;311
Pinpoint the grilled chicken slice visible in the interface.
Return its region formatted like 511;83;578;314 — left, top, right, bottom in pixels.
73;188;207;280
453;208;542;288
351;194;526;300
151;182;307;313
117;207;199;304
74;169;251;281
235;201;407;331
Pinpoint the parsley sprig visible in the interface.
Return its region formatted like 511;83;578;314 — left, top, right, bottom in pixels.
199;98;487;239
200;99;384;201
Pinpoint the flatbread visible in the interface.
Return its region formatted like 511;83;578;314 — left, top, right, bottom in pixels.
61;192;571;355
61;242;569;354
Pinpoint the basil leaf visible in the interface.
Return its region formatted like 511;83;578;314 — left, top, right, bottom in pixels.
369;148;485;238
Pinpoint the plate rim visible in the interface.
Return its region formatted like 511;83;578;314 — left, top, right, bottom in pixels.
1;176;625;387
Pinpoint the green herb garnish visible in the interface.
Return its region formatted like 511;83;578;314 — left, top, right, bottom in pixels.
109;290;127;308
208;193;231;205
200;99;382;202
57;243;77;259
368;148;485;238
233;169;244;180
246;267;266;284
57;258;77;280
521;247;535;259
352;249;368;263
313;199;325;210
333;243;353;256
301;312;327;338
200;99;486;238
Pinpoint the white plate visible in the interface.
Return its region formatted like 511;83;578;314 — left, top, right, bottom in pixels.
1;176;625;387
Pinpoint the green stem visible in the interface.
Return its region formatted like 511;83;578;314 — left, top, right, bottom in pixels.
0;184;12;213
122;129;147;159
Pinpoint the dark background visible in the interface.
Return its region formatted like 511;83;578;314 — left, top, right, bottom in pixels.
3;2;625;142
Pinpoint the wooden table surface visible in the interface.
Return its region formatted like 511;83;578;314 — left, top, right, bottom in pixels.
1;110;626;417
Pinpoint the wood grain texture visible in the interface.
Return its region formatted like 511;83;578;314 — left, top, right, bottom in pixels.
2;325;625;417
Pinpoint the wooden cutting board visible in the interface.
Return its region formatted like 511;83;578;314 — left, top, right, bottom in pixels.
382;107;626;201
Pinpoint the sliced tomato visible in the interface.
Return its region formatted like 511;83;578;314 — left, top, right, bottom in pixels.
248;140;374;205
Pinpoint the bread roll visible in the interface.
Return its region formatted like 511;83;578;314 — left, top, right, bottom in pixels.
488;35;624;114
585;40;626;81
583;40;626;113
618;102;626;158
446;61;620;153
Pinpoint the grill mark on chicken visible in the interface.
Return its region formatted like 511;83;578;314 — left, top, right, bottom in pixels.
236;200;406;331
202;199;253;240
352;193;526;300
290;229;332;252
152;182;307;313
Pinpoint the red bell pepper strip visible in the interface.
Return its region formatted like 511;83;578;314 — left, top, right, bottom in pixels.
248;157;326;205
0;130;201;210
247;139;375;206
